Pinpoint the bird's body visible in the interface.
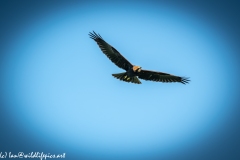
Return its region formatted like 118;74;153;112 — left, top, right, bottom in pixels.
112;65;142;84
89;31;190;84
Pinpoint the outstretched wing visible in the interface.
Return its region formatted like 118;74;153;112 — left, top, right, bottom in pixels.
138;69;190;84
89;31;133;71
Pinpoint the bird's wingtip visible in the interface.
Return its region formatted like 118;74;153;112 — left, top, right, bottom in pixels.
181;77;190;84
89;30;103;39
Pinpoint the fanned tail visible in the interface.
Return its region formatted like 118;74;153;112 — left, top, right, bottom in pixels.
112;72;141;84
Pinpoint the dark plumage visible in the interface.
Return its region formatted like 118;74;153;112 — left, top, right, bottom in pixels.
89;31;190;84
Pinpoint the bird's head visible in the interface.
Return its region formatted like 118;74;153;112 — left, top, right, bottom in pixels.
133;66;142;72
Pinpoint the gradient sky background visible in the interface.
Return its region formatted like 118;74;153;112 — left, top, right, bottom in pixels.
0;0;240;160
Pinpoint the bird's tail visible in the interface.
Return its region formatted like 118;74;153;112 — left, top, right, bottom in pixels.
112;72;141;84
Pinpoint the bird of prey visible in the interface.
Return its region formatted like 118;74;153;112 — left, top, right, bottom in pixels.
89;31;190;84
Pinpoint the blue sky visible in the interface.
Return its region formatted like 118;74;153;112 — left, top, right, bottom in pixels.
1;1;240;159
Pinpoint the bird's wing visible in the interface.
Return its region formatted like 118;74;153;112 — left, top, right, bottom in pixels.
138;69;190;84
89;31;133;71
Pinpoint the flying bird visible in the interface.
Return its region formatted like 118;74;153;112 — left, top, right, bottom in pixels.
89;31;190;84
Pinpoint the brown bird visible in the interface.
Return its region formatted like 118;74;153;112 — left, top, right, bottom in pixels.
89;31;190;84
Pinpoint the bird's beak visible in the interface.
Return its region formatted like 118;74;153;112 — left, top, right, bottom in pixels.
138;67;142;72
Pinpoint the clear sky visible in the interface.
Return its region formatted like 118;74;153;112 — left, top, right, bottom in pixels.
1;1;240;159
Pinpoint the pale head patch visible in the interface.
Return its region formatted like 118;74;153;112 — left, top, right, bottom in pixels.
132;66;141;72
